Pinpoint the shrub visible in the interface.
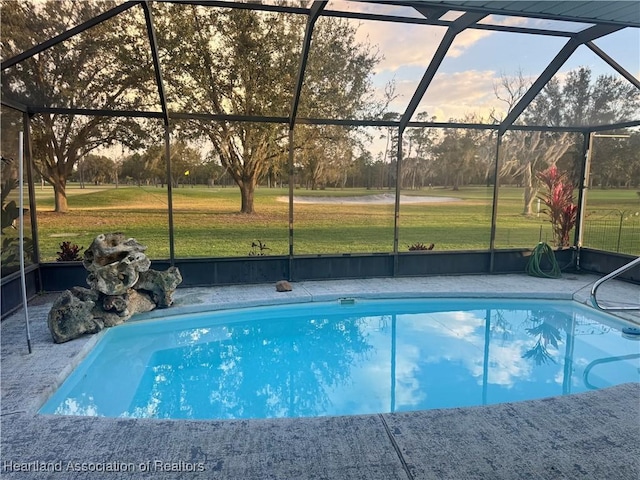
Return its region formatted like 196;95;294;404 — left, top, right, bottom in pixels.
537;165;577;248
249;240;270;256
56;241;84;261
408;242;435;251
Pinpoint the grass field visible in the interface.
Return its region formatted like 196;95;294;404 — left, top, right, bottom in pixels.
18;183;640;261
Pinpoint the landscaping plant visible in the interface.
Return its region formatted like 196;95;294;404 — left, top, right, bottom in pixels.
408;242;435;251
249;240;270;256
536;165;578;248
56;241;84;261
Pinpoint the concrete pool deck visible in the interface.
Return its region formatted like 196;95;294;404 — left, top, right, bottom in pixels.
1;273;639;479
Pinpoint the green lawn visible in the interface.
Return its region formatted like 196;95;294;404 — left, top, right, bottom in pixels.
24;183;640;261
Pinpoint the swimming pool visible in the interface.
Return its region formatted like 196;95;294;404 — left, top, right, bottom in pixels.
40;298;640;420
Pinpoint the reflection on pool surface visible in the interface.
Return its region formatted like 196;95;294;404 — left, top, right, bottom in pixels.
40;299;640;419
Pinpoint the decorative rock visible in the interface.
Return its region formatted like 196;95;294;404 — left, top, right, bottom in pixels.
86;252;150;295
135;266;183;307
83;233;148;269
94;290;156;327
48;287;103;344
276;280;292;292
48;233;182;343
84;233;151;295
125;289;157;315
102;294;128;314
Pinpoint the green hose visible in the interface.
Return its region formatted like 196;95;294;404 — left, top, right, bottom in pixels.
526;242;562;278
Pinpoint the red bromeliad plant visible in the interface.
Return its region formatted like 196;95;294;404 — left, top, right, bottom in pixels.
537;165;578;248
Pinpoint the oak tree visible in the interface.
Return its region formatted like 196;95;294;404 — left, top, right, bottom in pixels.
155;3;379;213
1;1;155;212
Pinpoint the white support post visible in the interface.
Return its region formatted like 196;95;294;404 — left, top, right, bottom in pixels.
18;131;33;354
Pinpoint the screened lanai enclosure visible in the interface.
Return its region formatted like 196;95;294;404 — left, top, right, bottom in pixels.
1;0;639;316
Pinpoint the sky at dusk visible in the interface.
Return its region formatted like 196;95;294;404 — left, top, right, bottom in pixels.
327;1;640;124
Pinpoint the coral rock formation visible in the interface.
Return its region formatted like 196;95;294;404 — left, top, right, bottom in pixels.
48;233;182;343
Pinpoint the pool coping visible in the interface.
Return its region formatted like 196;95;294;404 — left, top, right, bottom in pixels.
137;289;579;320
0;274;640;480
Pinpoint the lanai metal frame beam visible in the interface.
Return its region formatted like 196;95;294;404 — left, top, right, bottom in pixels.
6;106;638;133
399;11;487;133
387;0;640;28
0;97;28;113
289;0;327;129
154;0;581;36
141;1;175;263
393;10;485;270
586;41;640;90
498;24;626;134
1;1;142;71
287;0;327;276
0;0;582;76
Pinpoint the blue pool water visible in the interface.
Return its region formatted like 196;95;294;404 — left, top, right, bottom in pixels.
40;298;640;420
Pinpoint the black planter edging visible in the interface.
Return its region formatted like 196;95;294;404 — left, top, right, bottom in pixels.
578;248;640;284
4;248;635;320
37;257;291;291
39;262;88;292
292;253;394;281
1;264;39;318
172;257;290;287
397;250;490;276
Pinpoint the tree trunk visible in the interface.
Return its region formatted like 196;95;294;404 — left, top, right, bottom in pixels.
522;161;535;216
240;181;255;214
54;183;69;213
523;187;536;216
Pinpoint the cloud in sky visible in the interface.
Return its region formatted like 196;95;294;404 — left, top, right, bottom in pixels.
361;22;448;73
417;69;505;121
378;69;506;121
447;28;494;58
333;6;636;137
354;11;534;122
355;12;530;73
